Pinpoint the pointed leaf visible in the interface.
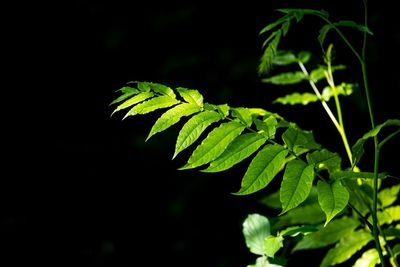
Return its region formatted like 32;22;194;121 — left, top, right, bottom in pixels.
332;171;387;180
263;235;284;258
110;86;139;105
259;30;282;74
234;144;288;195
278;9;329;19
353;249;380;267
292;216;360;251
280;160;315;214
242;214;271;256
375;205;400;225
148;82;175;97
112;91;154;114
254;116;278;139
273;92;318;105
378;184;400;208
352;119;400;166
306;149;341;174
297;51;311;64
320;230;373;267
180;121;246;169
273;203;325;230
317;180;349;226
231;107;253;127
146;103;201;141
173;110;222;158
261;71;306;85
279;225;318;237
272;50;297;66
124;95;179;118
203;133;267;173
259;14;291;35
282;127;320;154
176;88;203;107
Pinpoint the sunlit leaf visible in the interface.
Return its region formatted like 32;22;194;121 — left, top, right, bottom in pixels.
180;121;246;169
320;230;373;267
306;149;341;174
234;144;288;195
176;87;203;107
262;71;306;85
146;103;201;141
148;82;176;97
254;116;278;139
378;184;400;208
124;95;180;118
292;216;360;251
352;248;380;267
280;160;315;214
203;133;267;173
282;127;320;155
332;171;387;180
279;225;318;237
273;92;318;105
375;205;400;225
110;86;139;105
317;180;349;226
112;91;154;114
242;214;271;255
263;235;284;258
231;107;253;127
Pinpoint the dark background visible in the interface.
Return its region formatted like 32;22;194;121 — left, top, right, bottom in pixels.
4;1;399;266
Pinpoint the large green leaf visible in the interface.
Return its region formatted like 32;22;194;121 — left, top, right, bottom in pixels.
180;121;246;169
378;184;400;208
320;230;373;267
124;95;180;118
317;180;349;226
234;144;288;195
203;133;267;173
242;214;271;256
292;216;360;251
280;160;315;214
353;249;380;267
146;103;201;141
352;119;400;167
263;235;284;258
112;91;154;114
261;71;306;85
274;92;318;105
176;88;203;107
282;127;320;155
306;149;341;174
173;110;222;158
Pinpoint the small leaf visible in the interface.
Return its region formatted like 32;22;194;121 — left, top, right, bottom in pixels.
254;116;278;139
263;235;284;258
332;171;386;180
280;160;315;214
352;119;400;167
176;88;203;107
146;103;201;141
320;230;373;267
124;95;180;118
353;249;380;267
317;180;349;226
273;203;326;230
273;92;318;105
282;127;320;155
261;71;306;85
306;149;342;174
378;184;400;208
148;82;176;97
112;91;154;114
375;205;400;225
110;86;139;106
272;50;297;66
292;217;360;251
297;51;311;64
309;65;347;83
203;133;267;173
234;144;288;195
259;30;282;74
173;110;222;158
180;121;246;169
231;107;253;127
242;214;271;256
259;14;291;35
279;225;318;237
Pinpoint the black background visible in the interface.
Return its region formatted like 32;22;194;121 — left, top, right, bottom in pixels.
3;1;400;266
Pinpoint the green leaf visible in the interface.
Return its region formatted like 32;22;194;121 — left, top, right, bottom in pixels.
254;116;278;139
321;83;354;101
280;160;315;214
378;184;400;208
383;226;400;238
263;235;284;258
352;119;400;166
123;95;180;118
376;205;400;225
242;214;271;256
317;180;349;226
306;149;342;174
332;171;387;180
259;30;282;74
259;190;282;210
203;133;267;173
273;92;318;105
292;216;360;251
278;9;329;19
146;103;201;141
231;107;253;127
110;86;139;105
261;71;306;85
353;249;380;267
279;225;318;237
282;127;320;155
320;230;373;267
148;82;176;97
234;144;288;195
112;91;154;114
173;110;222;158
273;203;326;230
297;51;311;64
259;14;291;35
272;50;297;66
176;88;203;107
180;121;246;170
